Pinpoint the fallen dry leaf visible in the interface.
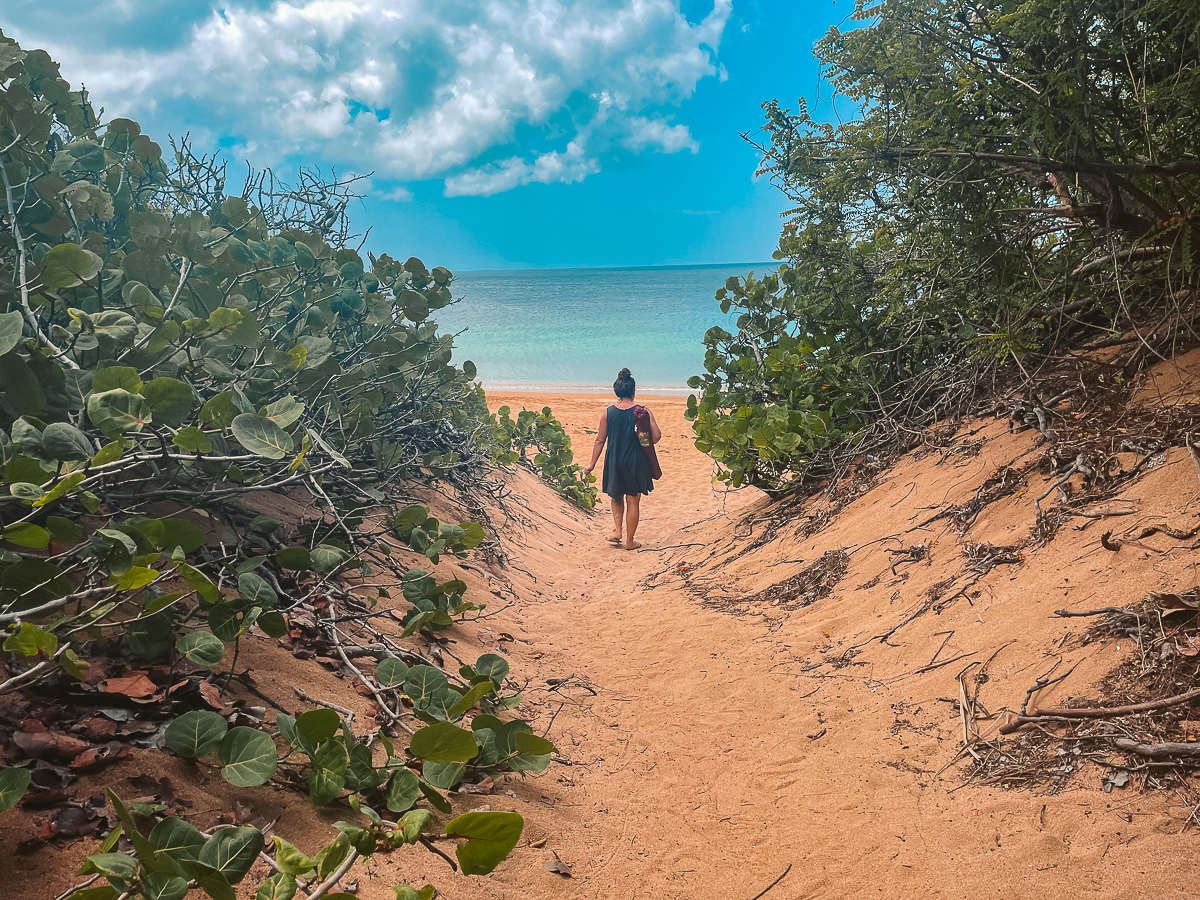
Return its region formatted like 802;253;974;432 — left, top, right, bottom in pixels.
545;854;573;877
13;731;92;761
102;673;159;698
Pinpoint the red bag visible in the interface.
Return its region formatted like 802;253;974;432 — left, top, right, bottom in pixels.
633;405;662;480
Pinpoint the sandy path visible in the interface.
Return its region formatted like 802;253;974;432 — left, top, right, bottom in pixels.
453;391;1200;899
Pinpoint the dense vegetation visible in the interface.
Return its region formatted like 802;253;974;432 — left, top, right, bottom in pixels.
689;0;1199;491
0;29;583;897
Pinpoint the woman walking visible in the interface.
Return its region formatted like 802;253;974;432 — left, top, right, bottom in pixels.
584;368;661;550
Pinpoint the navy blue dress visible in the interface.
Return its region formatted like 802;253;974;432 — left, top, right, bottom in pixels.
602;405;654;498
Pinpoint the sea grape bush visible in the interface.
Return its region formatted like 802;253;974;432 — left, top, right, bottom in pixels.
489;405;597;507
686;268;871;492
0;30;547;891
0;28;491;687
69;789;520;899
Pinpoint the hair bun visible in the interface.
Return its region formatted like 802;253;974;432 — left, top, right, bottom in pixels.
618;367;632;378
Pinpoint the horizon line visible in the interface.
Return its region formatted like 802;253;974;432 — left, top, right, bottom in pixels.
457;260;777;275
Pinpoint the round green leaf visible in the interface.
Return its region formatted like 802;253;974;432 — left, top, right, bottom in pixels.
308;740;347;806
172;427;213;454
230;413;293;459
385;767;420;813
217;727;278;786
408;722;478;763
0;766;32;812
237;571;277;607
0;311;24;357
256;610;287;638
310;544;348;573
165;710;228;758
140;377;195;428
87;388;152;438
274;546;311;570
296;708;341;745
39;422;92;463
198;825;264;884
2;521;50;549
0;558;70;610
376;657;409;688
176;631;225;666
207;604;241;642
45;515;82;545
444;810;524;876
40;242;102;289
474;653;509;684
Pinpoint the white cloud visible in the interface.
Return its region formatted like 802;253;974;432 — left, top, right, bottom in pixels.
381;185;414;201
21;0;731;196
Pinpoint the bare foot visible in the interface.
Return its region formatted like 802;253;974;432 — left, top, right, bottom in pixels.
607;534;622;544
623;540;642;551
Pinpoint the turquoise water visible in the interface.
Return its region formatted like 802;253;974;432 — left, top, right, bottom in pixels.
434;263;772;393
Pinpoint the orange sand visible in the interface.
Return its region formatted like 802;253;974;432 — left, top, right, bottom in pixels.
10;366;1200;899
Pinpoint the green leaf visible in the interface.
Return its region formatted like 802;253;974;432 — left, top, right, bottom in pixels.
446;680;495;720
295;708;341;745
271;837;315;877
496;720;553;773
140;873;188;900
408;722;478;763
8;482;44;502
0;558;71;611
274;546;311;570
420;760;465;790
40;242;102;289
310;544;348;573
513;731;557;756
3;622;58;657
148;817;206;867
200;392;238;430
308;740;348;806
2;521;50;549
139;378;195;428
313;831;352;879
32;470;86;508
198;825;264;884
40;422;92;463
0;355;45;417
394;887;435;900
91;438;126;466
260;395;305;430
87;388;152;438
172;427;212;454
176;630;225;666
237;572;277;607
0;310;23;357
460;521;486;550
59;648;91;680
159;518;206;553
255;872;299;900
46;515;82;544
165;710;228;758
231;413;294;459
217;727;278;787
110;565;159;591
177;860;235;900
207;604;241;642
92;366;143;394
376;657;409;688
385;767;420;813
178;562;220;605
444;810;524;875
257;610;287;638
0;766;32;812
474;653;509;684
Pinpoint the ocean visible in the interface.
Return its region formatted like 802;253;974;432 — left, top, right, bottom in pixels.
432;263;773;393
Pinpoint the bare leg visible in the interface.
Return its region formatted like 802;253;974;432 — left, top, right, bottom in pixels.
623;494;642;550
608;496;624;543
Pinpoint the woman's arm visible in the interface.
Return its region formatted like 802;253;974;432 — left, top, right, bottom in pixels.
648;409;662;445
584;412;607;475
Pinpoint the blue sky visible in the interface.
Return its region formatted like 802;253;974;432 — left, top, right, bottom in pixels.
3;1;847;271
